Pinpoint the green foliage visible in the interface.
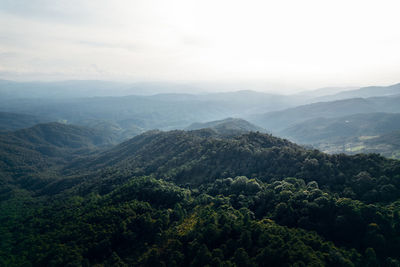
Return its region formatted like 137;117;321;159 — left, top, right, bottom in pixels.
1;130;400;266
186;117;265;137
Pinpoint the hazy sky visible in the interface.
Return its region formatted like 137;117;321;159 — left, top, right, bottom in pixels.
0;0;399;92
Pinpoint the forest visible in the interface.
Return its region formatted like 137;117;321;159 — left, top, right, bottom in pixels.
1;125;400;266
2;0;400;265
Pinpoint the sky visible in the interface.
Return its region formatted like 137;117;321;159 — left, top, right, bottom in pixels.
0;0;400;92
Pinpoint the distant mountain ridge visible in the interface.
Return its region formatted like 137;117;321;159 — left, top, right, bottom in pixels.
277;112;400;159
249;94;400;132
1;80;400;160
313;83;400;102
297;86;360;98
2;79;400;110
316;131;400;159
0;112;51;131
10;122;112;148
0;79;205;98
0;90;304;135
280;112;400;143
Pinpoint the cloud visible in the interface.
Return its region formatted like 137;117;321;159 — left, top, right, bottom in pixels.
0;0;399;90
0;51;18;60
0;0;95;24
77;40;141;52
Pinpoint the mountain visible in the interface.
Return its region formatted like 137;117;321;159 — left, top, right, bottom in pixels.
4;81;398;141
296;86;359;98
361;130;400;158
64;130;300;183
186;118;265;136
2;81;400;266
65;130;397;191
280;113;400;143
2;79;399;108
313;83;400;102
0;79;304;100
0;91;303;136
0;112;51;131
315;130;400;159
10;122;112;149
0;122;112;181
248;94;400;132
278;112;400;159
1;129;400;266
74;119;145;143
0;79;132;99
0;80;206;99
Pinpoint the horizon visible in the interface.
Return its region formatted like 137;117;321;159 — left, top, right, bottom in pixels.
2;77;400;96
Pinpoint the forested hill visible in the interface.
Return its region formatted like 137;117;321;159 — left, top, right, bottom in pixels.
64;129;301;177
0;112;50;131
1;128;400;266
186;117;265;136
0;122;112;181
10;122;112;148
64;130;400;198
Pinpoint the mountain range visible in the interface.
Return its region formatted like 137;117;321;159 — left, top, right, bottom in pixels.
281;112;400;143
248;94;400;132
313;83;400;102
1;122;400;266
1;80;400;266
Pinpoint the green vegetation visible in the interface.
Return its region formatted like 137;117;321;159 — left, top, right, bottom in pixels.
315;131;400;160
1;126;400;266
0;112;50;131
186;118;266;136
278;113;400;159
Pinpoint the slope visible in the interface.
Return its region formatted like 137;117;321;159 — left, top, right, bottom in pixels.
0;112;50;131
314;82;400;102
248;94;400;132
0;122;113;185
280;113;400;143
0;90;304;133
2;129;400;266
315;130;400;159
63;130;399;199
186;118;265;136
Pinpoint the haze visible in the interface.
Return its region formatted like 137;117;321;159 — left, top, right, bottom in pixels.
1;0;400;92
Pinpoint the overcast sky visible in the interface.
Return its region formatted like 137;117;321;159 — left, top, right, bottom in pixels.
0;0;399;92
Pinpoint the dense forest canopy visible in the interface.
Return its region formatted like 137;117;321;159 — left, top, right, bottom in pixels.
1;124;400;266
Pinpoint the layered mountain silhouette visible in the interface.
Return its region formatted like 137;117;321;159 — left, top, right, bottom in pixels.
1;81;400;266
249;94;400;132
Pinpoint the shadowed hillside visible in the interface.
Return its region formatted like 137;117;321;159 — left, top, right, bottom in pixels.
1;127;400;266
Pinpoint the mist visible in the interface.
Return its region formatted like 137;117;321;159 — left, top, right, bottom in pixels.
1;0;400;92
